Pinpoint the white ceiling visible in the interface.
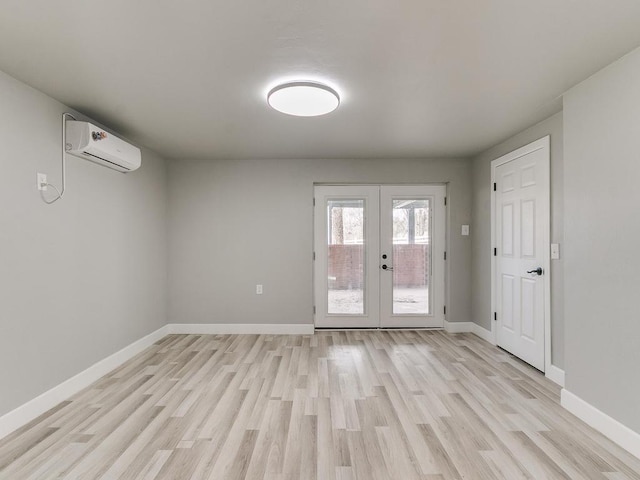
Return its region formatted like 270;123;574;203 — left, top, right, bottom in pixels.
2;1;640;160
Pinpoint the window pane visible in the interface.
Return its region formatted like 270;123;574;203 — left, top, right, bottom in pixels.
327;199;365;314
392;199;430;314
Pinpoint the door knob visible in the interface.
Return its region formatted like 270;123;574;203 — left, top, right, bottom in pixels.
381;264;393;271
527;267;543;276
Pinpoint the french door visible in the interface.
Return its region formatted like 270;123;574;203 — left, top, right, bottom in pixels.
314;185;446;328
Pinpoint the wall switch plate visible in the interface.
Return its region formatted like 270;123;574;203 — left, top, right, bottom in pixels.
37;173;47;191
461;225;470;236
551;243;560;260
256;284;263;295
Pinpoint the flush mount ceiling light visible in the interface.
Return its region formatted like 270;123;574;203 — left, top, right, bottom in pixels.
267;81;340;117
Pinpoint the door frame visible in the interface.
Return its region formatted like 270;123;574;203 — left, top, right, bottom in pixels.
379;185;446;328
313;185;380;328
490;136;551;373
313;183;448;329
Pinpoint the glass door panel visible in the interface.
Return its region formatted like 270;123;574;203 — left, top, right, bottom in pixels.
327;199;365;315
392;199;431;315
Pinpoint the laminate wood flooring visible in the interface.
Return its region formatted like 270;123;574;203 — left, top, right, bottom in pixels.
1;331;639;479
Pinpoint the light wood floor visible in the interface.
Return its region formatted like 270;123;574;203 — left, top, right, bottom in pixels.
1;331;640;480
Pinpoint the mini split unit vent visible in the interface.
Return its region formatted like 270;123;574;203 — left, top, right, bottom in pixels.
66;121;141;172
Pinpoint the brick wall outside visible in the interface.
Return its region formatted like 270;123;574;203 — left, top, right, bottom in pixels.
392;244;428;287
328;244;428;289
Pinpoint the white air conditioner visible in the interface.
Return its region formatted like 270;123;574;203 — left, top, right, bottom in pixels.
65;121;141;172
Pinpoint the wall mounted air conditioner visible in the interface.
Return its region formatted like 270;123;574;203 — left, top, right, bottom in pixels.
65;121;141;172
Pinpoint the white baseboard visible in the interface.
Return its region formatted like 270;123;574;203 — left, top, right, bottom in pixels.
0;324;170;441
561;389;640;460
167;323;315;335
444;320;494;344
471;323;495;344
545;364;565;387
443;320;474;333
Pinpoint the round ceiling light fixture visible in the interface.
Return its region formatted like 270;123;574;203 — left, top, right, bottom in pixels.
267;81;340;117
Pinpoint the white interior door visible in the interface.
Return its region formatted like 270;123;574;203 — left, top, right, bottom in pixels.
314;185;445;329
493;138;549;371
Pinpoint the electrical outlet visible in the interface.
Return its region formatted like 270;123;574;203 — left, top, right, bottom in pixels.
256;284;263;295
461;225;470;236
37;173;47;191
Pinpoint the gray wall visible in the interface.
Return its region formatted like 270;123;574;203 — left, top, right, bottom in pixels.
470;112;564;368
0;71;168;417
563;47;640;432
168;158;472;326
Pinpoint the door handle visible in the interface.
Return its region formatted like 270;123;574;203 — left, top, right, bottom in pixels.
381;264;393;271
527;267;543;276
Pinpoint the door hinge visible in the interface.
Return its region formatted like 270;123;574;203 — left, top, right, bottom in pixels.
313;306;316;315
493;182;497;192
444;251;447;260
444;197;447;206
494;247;497;256
313;251;316;261
313;197;316;206
444;306;446;315
494;312;497;321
